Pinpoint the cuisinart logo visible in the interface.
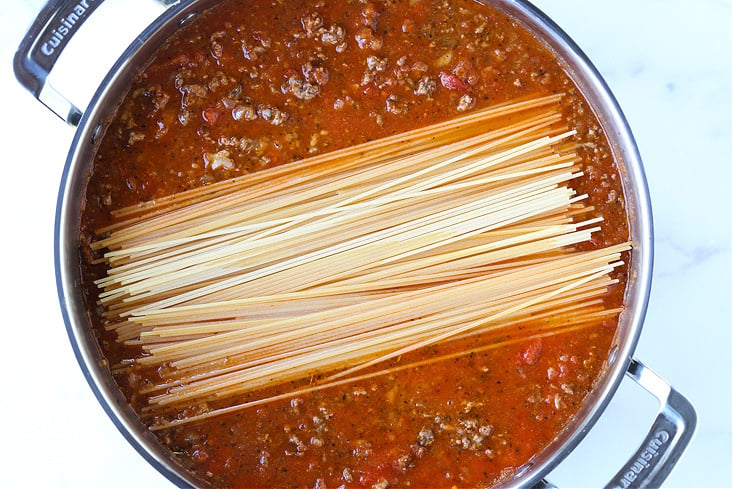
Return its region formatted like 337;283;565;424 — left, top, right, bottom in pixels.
610;430;671;489
39;0;98;56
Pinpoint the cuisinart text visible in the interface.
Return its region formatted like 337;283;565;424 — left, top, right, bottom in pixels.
611;430;671;489
40;0;97;56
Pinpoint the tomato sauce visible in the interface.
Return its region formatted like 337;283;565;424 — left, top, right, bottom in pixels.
79;0;630;487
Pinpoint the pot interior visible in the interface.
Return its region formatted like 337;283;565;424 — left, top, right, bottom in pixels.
55;1;651;486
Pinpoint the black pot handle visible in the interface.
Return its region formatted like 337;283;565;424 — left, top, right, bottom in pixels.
14;0;180;125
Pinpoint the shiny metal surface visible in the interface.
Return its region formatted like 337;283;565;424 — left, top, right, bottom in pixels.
19;0;692;486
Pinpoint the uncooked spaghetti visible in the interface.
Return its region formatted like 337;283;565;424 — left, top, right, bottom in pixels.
92;95;629;428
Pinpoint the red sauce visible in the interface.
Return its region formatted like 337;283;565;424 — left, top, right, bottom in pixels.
79;0;629;487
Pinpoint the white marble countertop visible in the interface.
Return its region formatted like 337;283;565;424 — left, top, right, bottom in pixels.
0;0;729;487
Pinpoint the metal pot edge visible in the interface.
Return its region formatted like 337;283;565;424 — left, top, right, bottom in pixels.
53;1;655;486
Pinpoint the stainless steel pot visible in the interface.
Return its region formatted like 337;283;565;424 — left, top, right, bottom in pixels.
14;1;696;487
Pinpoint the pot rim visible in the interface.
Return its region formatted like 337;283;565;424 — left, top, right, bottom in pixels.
52;1;653;487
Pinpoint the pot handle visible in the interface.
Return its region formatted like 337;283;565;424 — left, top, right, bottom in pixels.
537;358;696;489
13;0;178;125
602;359;696;488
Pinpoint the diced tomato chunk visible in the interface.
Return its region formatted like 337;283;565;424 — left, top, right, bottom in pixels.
439;71;467;91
